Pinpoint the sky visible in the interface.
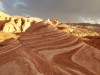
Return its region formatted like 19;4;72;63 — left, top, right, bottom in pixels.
0;0;100;23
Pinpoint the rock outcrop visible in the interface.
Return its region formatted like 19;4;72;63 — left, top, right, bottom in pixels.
2;17;43;33
0;20;100;75
0;12;100;75
0;11;10;30
19;20;100;75
0;12;43;33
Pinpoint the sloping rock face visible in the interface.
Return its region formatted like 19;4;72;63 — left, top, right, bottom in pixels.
0;20;99;75
19;21;100;75
0;12;100;75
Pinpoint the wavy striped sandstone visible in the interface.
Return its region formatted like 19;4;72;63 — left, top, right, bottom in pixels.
0;13;100;74
20;20;100;75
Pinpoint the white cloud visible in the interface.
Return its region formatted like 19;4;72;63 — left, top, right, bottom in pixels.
13;1;27;10
0;2;5;11
78;16;100;24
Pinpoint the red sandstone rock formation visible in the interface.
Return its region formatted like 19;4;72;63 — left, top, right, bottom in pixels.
0;12;100;75
14;20;100;74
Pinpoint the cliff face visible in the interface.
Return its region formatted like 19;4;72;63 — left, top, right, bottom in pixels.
0;12;43;33
0;12;100;75
0;11;10;30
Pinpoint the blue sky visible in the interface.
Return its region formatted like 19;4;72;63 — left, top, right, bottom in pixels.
0;0;100;23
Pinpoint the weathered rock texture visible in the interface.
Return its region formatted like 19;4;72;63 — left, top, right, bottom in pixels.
0;11;43;33
0;11;10;30
0;12;100;75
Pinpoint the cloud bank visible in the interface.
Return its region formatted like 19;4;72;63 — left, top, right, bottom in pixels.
1;0;100;22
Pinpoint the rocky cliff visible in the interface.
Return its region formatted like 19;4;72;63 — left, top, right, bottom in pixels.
0;11;43;33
